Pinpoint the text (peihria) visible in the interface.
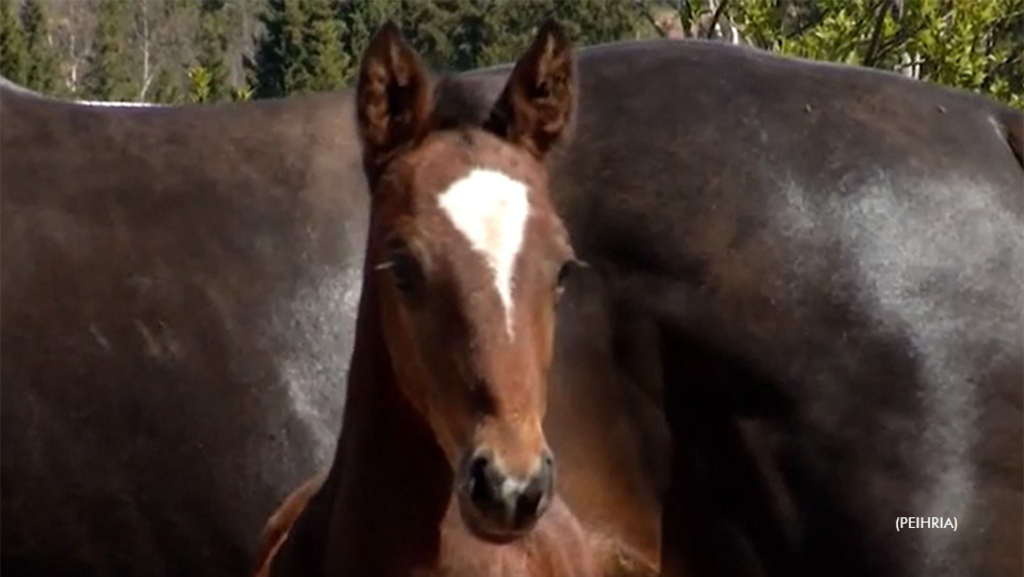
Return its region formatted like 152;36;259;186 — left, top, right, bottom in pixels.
895;517;956;531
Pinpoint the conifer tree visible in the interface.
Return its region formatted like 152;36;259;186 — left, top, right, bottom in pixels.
338;0;399;82
231;84;254;102
248;0;346;98
195;0;230;102
247;0;304;97
476;0;554;66
150;66;182;103
0;0;28;84
550;0;641;45
20;0;60;93
447;0;497;71
338;0;459;77
302;0;347;92
82;0;137;101
188;65;213;103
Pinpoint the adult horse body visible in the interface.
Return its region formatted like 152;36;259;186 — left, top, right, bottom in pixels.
1;83;369;576
2;37;1022;577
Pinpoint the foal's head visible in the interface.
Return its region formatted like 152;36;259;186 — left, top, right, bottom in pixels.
354;20;578;543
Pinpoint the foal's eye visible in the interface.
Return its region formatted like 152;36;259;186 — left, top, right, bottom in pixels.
391;253;419;293
384;238;421;294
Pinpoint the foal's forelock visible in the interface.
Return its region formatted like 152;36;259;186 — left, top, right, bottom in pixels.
437;167;532;339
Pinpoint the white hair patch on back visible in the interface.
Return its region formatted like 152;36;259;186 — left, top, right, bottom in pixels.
437;168;530;338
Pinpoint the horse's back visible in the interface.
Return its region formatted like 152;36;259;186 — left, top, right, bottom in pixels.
549;39;1023;576
0;87;367;576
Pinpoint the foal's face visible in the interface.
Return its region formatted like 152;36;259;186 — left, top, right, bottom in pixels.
374;132;573;540
355;20;577;542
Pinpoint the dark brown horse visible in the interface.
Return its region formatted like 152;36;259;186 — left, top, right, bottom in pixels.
3;31;1022;577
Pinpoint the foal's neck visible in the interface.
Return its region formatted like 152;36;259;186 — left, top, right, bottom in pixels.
273;267;608;577
319;271;454;576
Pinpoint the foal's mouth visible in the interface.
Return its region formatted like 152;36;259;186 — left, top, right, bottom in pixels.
456;486;549;544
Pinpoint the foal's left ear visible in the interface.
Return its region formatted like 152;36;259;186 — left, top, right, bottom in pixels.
356;21;433;183
485;19;576;160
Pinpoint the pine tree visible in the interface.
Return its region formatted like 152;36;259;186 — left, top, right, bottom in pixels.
477;0;555;67
248;0;346;98
337;0;462;77
20;0;60;93
150;66;182;104
247;0;306;98
188;65;213;103
231;84;254;102
393;0;458;71
195;0;231;102
0;0;28;84
82;0;137;101
446;0;496;71
550;0;641;45
302;0;347;92
338;0;400;82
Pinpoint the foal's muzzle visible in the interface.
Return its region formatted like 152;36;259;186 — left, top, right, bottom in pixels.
456;447;555;543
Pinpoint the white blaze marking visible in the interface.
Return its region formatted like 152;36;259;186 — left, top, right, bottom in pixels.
437;168;530;338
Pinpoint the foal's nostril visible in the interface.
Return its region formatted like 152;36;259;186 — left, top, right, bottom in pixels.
513;477;545;525
468;454;498;511
543;451;554;470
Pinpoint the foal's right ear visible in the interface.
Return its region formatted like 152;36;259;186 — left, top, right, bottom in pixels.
484;19;575;160
356;21;432;183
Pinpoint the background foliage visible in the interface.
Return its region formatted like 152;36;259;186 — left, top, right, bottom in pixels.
0;0;1020;109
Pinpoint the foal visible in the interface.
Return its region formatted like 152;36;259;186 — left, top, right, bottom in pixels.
258;20;600;577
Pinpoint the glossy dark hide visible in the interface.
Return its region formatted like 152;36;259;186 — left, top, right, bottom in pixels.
0;66;667;577
3;39;1023;577
538;41;1023;577
1;91;369;575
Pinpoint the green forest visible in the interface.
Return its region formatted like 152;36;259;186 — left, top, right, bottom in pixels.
1;0;1021;109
